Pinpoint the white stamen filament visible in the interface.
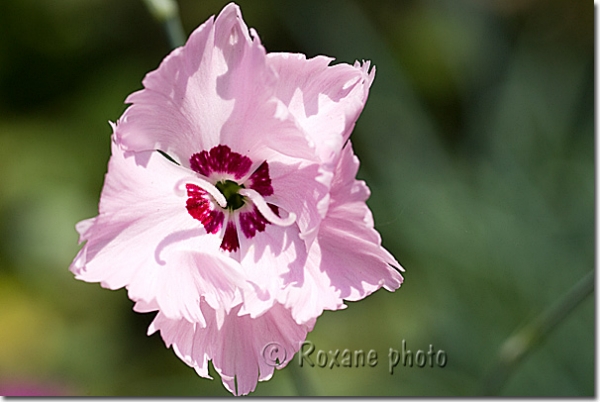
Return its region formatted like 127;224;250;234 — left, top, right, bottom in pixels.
239;188;296;227
174;176;228;209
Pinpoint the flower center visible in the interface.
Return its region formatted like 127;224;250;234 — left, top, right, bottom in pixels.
215;180;246;211
183;144;296;253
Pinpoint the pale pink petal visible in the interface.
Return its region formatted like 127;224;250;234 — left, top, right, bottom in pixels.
277;240;345;324
71;139;244;323
74;218;95;243
117;14;223;160
268;53;375;165
150;301;315;396
151;250;245;322
264;54;375;245
236;221;307;319
318;142;404;300
148;310;202;373
132;298;159;314
266;154;332;249
118;3;317;169
206;7;317;165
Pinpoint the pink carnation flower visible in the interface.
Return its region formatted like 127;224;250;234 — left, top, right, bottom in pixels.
71;2;403;395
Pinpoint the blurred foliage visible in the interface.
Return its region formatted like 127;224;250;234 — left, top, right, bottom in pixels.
0;0;593;396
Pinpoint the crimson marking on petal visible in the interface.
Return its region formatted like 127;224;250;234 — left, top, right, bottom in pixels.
269;203;280;217
221;220;240;252
239;206;269;239
247;161;273;196
189;145;252;180
185;184;224;234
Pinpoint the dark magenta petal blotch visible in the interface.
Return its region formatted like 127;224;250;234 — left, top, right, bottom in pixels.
239;206;269;239
246;161;273;196
185;184;224;233
190;145;252;180
268;203;280;217
221;221;240;252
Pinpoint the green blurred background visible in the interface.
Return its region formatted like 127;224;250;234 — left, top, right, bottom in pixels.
0;0;593;396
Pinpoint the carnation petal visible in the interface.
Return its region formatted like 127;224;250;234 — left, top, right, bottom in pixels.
71;139;243;322
237;220;307;319
266;156;332;248
278;240;346;324
150;302;315;396
118;3;317;170
318;142;404;300
268;53;375;165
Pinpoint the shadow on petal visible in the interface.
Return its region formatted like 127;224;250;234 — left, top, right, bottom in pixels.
154;227;206;265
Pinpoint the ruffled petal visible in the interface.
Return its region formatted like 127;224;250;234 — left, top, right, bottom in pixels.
71;138;244;323
118;3;317;170
266;154;332;249
268;53;375;165
236;218;307;319
152;250;245;322
117;11;225;161
149;302;315;396
318;142;404;300
277;239;345;324
264;55;375;246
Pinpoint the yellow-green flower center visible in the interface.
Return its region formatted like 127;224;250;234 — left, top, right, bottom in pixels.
215;179;245;210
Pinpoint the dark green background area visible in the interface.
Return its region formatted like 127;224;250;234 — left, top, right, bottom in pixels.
0;0;593;396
